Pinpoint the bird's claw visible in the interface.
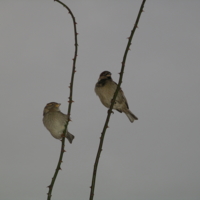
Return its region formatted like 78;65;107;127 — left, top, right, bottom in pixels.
107;110;114;114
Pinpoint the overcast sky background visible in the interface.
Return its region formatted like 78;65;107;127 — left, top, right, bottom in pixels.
0;1;200;200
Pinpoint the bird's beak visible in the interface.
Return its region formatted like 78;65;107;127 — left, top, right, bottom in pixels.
55;103;61;107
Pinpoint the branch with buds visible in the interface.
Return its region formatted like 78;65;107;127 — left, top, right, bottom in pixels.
89;1;146;199
47;1;78;200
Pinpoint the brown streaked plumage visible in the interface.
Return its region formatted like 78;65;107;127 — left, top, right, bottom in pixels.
95;71;138;123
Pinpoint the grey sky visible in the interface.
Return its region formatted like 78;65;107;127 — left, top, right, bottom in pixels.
0;1;200;200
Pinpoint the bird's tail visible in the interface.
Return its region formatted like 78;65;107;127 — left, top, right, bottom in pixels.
66;131;75;144
124;109;138;123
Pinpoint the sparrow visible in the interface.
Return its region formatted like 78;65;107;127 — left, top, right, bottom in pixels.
43;102;74;143
95;71;138;123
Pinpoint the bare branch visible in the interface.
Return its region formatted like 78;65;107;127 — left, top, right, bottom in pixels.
89;1;146;199
47;1;78;200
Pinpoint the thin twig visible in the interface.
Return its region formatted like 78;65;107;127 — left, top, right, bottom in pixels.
89;1;146;199
47;1;78;200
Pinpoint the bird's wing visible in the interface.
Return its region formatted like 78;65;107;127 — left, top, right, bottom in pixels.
113;81;129;109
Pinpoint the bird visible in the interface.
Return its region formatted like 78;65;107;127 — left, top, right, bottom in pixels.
43;102;74;143
95;71;138;123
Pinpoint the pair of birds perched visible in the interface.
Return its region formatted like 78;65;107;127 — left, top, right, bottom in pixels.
43;71;138;144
